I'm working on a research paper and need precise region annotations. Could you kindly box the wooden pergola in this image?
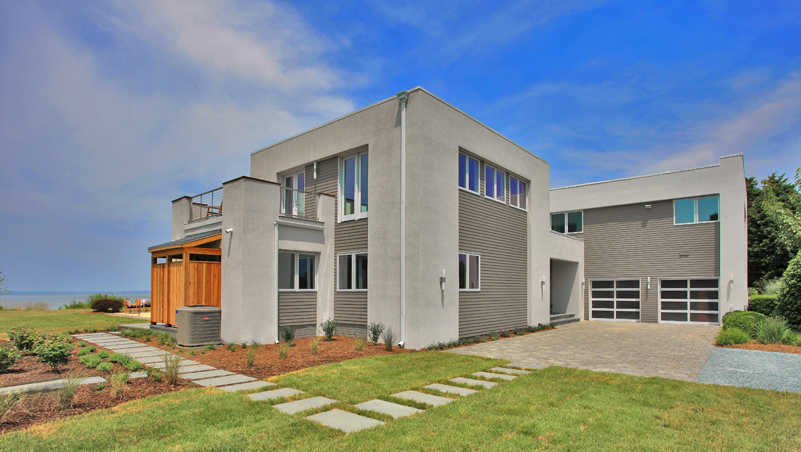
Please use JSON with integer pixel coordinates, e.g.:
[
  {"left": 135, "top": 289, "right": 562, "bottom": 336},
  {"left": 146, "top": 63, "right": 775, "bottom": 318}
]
[{"left": 149, "top": 233, "right": 222, "bottom": 327}]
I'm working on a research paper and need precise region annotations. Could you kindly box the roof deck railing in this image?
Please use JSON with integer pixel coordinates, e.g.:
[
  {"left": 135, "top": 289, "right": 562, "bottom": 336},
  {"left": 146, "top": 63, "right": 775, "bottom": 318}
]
[
  {"left": 279, "top": 186, "right": 318, "bottom": 221},
  {"left": 190, "top": 187, "right": 223, "bottom": 223}
]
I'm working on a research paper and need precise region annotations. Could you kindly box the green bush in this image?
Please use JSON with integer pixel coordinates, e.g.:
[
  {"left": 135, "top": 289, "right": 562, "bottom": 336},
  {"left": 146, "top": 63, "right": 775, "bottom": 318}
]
[
  {"left": 0, "top": 344, "right": 21, "bottom": 373},
  {"left": 59, "top": 299, "right": 90, "bottom": 310},
  {"left": 96, "top": 350, "right": 109, "bottom": 359},
  {"left": 777, "top": 253, "right": 801, "bottom": 329},
  {"left": 79, "top": 354, "right": 103, "bottom": 369},
  {"left": 715, "top": 327, "right": 750, "bottom": 346},
  {"left": 279, "top": 326, "right": 296, "bottom": 343},
  {"left": 722, "top": 311, "right": 766, "bottom": 338},
  {"left": 368, "top": 322, "right": 385, "bottom": 345},
  {"left": 320, "top": 318, "right": 338, "bottom": 340},
  {"left": 749, "top": 295, "right": 778, "bottom": 316},
  {"left": 34, "top": 337, "right": 72, "bottom": 372},
  {"left": 90, "top": 298, "right": 124, "bottom": 313},
  {"left": 125, "top": 360, "right": 142, "bottom": 372},
  {"left": 96, "top": 362, "right": 113, "bottom": 372},
  {"left": 8, "top": 326, "right": 41, "bottom": 352},
  {"left": 108, "top": 352, "right": 131, "bottom": 365},
  {"left": 756, "top": 317, "right": 790, "bottom": 344},
  {"left": 782, "top": 331, "right": 801, "bottom": 346}
]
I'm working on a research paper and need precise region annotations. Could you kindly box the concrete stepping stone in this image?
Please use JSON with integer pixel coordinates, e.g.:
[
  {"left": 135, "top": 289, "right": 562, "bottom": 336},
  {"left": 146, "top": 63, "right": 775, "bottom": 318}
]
[
  {"left": 149, "top": 359, "right": 200, "bottom": 369},
  {"left": 92, "top": 340, "right": 138, "bottom": 346},
  {"left": 136, "top": 356, "right": 165, "bottom": 364},
  {"left": 506, "top": 362, "right": 545, "bottom": 370},
  {"left": 249, "top": 388, "right": 304, "bottom": 401},
  {"left": 355, "top": 399, "right": 424, "bottom": 418},
  {"left": 125, "top": 350, "right": 165, "bottom": 358},
  {"left": 0, "top": 376, "right": 107, "bottom": 395},
  {"left": 220, "top": 381, "right": 276, "bottom": 392},
  {"left": 391, "top": 391, "right": 453, "bottom": 407},
  {"left": 176, "top": 364, "right": 215, "bottom": 373},
  {"left": 110, "top": 346, "right": 159, "bottom": 353},
  {"left": 194, "top": 374, "right": 255, "bottom": 387},
  {"left": 129, "top": 372, "right": 148, "bottom": 379},
  {"left": 490, "top": 367, "right": 531, "bottom": 375},
  {"left": 180, "top": 370, "right": 234, "bottom": 380},
  {"left": 307, "top": 409, "right": 384, "bottom": 433},
  {"left": 472, "top": 371, "right": 516, "bottom": 381},
  {"left": 423, "top": 383, "right": 477, "bottom": 396},
  {"left": 274, "top": 396, "right": 337, "bottom": 415},
  {"left": 450, "top": 377, "right": 497, "bottom": 389}
]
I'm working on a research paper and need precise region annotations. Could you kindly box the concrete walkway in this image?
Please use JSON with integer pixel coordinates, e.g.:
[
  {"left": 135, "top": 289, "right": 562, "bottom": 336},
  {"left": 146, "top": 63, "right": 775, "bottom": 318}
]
[{"left": 447, "top": 321, "right": 719, "bottom": 381}]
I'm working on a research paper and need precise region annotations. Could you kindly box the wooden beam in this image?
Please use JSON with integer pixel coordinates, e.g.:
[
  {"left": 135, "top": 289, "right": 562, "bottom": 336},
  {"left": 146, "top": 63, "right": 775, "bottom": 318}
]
[
  {"left": 186, "top": 248, "right": 222, "bottom": 256},
  {"left": 148, "top": 234, "right": 222, "bottom": 253},
  {"left": 183, "top": 249, "right": 190, "bottom": 311}
]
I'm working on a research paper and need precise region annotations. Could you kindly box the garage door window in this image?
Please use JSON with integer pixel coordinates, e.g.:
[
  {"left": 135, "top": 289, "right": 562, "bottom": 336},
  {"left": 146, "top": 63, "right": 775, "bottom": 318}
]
[
  {"left": 660, "top": 279, "right": 719, "bottom": 323},
  {"left": 590, "top": 280, "right": 640, "bottom": 321}
]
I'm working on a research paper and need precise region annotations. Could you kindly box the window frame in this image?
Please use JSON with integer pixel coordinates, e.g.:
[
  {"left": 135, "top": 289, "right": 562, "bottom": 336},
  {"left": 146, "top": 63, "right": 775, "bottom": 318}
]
[
  {"left": 278, "top": 251, "right": 317, "bottom": 292},
  {"left": 673, "top": 196, "right": 719, "bottom": 225},
  {"left": 281, "top": 169, "right": 306, "bottom": 217},
  {"left": 459, "top": 153, "right": 480, "bottom": 194},
  {"left": 551, "top": 211, "right": 583, "bottom": 234},
  {"left": 458, "top": 252, "right": 481, "bottom": 291},
  {"left": 339, "top": 151, "right": 369, "bottom": 222},
  {"left": 509, "top": 176, "right": 527, "bottom": 210},
  {"left": 337, "top": 252, "right": 368, "bottom": 292},
  {"left": 484, "top": 164, "right": 506, "bottom": 203}
]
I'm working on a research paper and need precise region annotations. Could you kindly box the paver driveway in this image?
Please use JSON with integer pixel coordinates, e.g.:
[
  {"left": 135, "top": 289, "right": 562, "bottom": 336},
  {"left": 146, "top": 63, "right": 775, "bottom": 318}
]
[{"left": 447, "top": 321, "right": 719, "bottom": 381}]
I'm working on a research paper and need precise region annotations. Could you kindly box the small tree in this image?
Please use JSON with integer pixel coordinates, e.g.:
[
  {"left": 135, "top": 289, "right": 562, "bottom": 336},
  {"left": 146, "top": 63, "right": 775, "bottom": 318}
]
[
  {"left": 777, "top": 253, "right": 801, "bottom": 329},
  {"left": 0, "top": 269, "right": 9, "bottom": 298}
]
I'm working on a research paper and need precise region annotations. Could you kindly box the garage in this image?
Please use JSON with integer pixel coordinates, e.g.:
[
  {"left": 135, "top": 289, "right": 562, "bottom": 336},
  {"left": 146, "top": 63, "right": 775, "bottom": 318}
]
[
  {"left": 590, "top": 279, "right": 641, "bottom": 321},
  {"left": 659, "top": 278, "right": 719, "bottom": 324}
]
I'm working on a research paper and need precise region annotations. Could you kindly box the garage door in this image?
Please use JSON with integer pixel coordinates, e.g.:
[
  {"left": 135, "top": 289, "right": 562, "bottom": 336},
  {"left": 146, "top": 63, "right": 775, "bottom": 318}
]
[
  {"left": 659, "top": 279, "right": 719, "bottom": 324},
  {"left": 590, "top": 280, "right": 640, "bottom": 321}
]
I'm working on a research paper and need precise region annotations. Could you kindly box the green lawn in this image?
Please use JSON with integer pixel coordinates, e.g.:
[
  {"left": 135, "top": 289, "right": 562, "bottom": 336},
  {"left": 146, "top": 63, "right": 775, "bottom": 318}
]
[
  {"left": 3, "top": 352, "right": 800, "bottom": 451},
  {"left": 0, "top": 309, "right": 148, "bottom": 337}
]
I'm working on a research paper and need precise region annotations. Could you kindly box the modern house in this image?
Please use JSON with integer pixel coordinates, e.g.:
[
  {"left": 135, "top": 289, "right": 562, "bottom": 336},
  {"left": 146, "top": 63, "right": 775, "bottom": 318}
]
[{"left": 148, "top": 87, "right": 747, "bottom": 349}]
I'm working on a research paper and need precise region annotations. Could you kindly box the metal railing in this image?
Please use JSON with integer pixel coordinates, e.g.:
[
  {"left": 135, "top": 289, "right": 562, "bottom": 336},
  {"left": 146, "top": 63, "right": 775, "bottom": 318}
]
[
  {"left": 279, "top": 186, "right": 317, "bottom": 221},
  {"left": 190, "top": 187, "right": 223, "bottom": 223}
]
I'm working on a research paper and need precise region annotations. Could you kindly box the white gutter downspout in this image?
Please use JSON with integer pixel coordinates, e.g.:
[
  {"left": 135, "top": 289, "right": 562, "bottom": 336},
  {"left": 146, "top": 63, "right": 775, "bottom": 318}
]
[
  {"left": 397, "top": 91, "right": 408, "bottom": 347},
  {"left": 274, "top": 222, "right": 280, "bottom": 344}
]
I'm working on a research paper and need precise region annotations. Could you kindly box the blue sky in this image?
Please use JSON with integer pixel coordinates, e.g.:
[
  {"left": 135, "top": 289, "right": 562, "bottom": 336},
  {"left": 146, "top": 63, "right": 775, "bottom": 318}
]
[{"left": 1, "top": 0, "right": 800, "bottom": 291}]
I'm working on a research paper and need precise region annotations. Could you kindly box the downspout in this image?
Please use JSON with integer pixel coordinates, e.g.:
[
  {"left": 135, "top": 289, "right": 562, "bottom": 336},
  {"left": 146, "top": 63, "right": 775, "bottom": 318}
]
[
  {"left": 274, "top": 222, "right": 280, "bottom": 344},
  {"left": 397, "top": 91, "right": 408, "bottom": 347}
]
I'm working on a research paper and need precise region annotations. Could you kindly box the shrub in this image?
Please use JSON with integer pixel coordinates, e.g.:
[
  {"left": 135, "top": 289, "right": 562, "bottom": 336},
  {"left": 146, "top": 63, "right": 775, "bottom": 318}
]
[
  {"left": 309, "top": 337, "right": 321, "bottom": 355},
  {"left": 8, "top": 326, "right": 41, "bottom": 352},
  {"left": 512, "top": 328, "right": 526, "bottom": 335},
  {"left": 749, "top": 295, "right": 779, "bottom": 316},
  {"left": 353, "top": 337, "right": 365, "bottom": 351},
  {"left": 57, "top": 372, "right": 82, "bottom": 409},
  {"left": 278, "top": 343, "right": 290, "bottom": 359},
  {"left": 756, "top": 317, "right": 790, "bottom": 344},
  {"left": 499, "top": 330, "right": 511, "bottom": 337},
  {"left": 782, "top": 331, "right": 801, "bottom": 346},
  {"left": 90, "top": 298, "right": 124, "bottom": 313},
  {"left": 320, "top": 318, "right": 338, "bottom": 340},
  {"left": 246, "top": 347, "right": 258, "bottom": 368},
  {"left": 35, "top": 337, "right": 72, "bottom": 372},
  {"left": 227, "top": 343, "right": 236, "bottom": 352},
  {"left": 722, "top": 311, "right": 766, "bottom": 338},
  {"left": 108, "top": 352, "right": 131, "bottom": 365},
  {"left": 59, "top": 299, "right": 90, "bottom": 310},
  {"left": 125, "top": 360, "right": 142, "bottom": 372},
  {"left": 777, "top": 253, "right": 801, "bottom": 329},
  {"left": 715, "top": 327, "right": 750, "bottom": 346},
  {"left": 109, "top": 372, "right": 129, "bottom": 398},
  {"left": 0, "top": 344, "right": 21, "bottom": 373},
  {"left": 96, "top": 350, "right": 109, "bottom": 359},
  {"left": 280, "top": 326, "right": 296, "bottom": 343},
  {"left": 96, "top": 362, "right": 113, "bottom": 372},
  {"left": 163, "top": 353, "right": 182, "bottom": 386},
  {"left": 206, "top": 342, "right": 216, "bottom": 350},
  {"left": 381, "top": 328, "right": 396, "bottom": 351},
  {"left": 156, "top": 332, "right": 175, "bottom": 346},
  {"left": 762, "top": 278, "right": 785, "bottom": 295},
  {"left": 80, "top": 354, "right": 103, "bottom": 369},
  {"left": 368, "top": 322, "right": 385, "bottom": 345},
  {"left": 489, "top": 332, "right": 500, "bottom": 341}
]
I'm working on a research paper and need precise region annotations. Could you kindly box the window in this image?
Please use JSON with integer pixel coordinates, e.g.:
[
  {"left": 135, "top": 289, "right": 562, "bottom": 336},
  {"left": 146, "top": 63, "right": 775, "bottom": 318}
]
[
  {"left": 509, "top": 176, "right": 526, "bottom": 209},
  {"left": 340, "top": 152, "right": 368, "bottom": 221},
  {"left": 278, "top": 252, "right": 316, "bottom": 290},
  {"left": 281, "top": 170, "right": 305, "bottom": 217},
  {"left": 338, "top": 253, "right": 367, "bottom": 291},
  {"left": 484, "top": 164, "right": 505, "bottom": 202},
  {"left": 674, "top": 196, "right": 719, "bottom": 224},
  {"left": 551, "top": 211, "right": 583, "bottom": 233},
  {"left": 459, "top": 154, "right": 479, "bottom": 193},
  {"left": 458, "top": 253, "right": 480, "bottom": 290}
]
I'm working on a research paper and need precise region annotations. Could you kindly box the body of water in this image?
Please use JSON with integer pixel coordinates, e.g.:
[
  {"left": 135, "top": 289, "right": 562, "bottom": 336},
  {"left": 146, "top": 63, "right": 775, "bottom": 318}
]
[{"left": 0, "top": 292, "right": 151, "bottom": 310}]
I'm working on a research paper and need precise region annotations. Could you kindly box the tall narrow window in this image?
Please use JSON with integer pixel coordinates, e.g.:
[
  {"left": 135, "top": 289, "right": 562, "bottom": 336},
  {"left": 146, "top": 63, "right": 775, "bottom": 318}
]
[
  {"left": 485, "top": 164, "right": 505, "bottom": 202},
  {"left": 338, "top": 252, "right": 367, "bottom": 290},
  {"left": 459, "top": 153, "right": 479, "bottom": 193},
  {"left": 298, "top": 254, "right": 315, "bottom": 290},
  {"left": 281, "top": 170, "right": 305, "bottom": 217},
  {"left": 510, "top": 177, "right": 526, "bottom": 209},
  {"left": 458, "top": 253, "right": 480, "bottom": 291},
  {"left": 279, "top": 252, "right": 316, "bottom": 291},
  {"left": 278, "top": 252, "right": 295, "bottom": 289},
  {"left": 340, "top": 152, "right": 368, "bottom": 221}
]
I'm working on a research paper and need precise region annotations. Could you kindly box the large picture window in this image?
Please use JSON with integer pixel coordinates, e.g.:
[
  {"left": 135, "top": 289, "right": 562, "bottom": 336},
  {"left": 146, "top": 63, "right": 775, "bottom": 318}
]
[
  {"left": 510, "top": 177, "right": 526, "bottom": 210},
  {"left": 278, "top": 252, "right": 316, "bottom": 290},
  {"left": 551, "top": 211, "right": 583, "bottom": 233},
  {"left": 484, "top": 164, "right": 505, "bottom": 202},
  {"left": 458, "top": 253, "right": 480, "bottom": 291},
  {"left": 674, "top": 196, "right": 719, "bottom": 224},
  {"left": 338, "top": 253, "right": 367, "bottom": 291},
  {"left": 459, "top": 154, "right": 479, "bottom": 193},
  {"left": 340, "top": 152, "right": 368, "bottom": 221}
]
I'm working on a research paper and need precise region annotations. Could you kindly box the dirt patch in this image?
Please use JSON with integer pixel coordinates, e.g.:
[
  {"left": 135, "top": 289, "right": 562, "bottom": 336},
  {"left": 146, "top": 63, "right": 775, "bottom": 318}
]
[
  {"left": 721, "top": 341, "right": 801, "bottom": 355},
  {"left": 129, "top": 335, "right": 416, "bottom": 379}
]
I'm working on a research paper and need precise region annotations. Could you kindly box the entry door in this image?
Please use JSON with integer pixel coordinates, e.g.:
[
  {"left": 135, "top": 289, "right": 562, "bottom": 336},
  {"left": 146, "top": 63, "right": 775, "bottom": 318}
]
[
  {"left": 590, "top": 279, "right": 641, "bottom": 321},
  {"left": 659, "top": 279, "right": 719, "bottom": 324}
]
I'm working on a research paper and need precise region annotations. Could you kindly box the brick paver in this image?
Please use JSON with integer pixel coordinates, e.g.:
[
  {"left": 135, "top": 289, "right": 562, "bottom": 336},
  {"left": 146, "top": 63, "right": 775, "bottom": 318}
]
[{"left": 447, "top": 321, "right": 718, "bottom": 381}]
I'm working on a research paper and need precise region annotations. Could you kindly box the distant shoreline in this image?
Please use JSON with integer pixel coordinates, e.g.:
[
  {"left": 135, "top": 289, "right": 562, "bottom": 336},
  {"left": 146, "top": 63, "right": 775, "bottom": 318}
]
[{"left": 1, "top": 291, "right": 152, "bottom": 310}]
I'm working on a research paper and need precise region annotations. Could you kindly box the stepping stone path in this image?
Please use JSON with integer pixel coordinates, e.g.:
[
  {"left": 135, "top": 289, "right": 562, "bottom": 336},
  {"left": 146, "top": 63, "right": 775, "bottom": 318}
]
[
  {"left": 73, "top": 333, "right": 272, "bottom": 393},
  {"left": 307, "top": 409, "right": 384, "bottom": 433},
  {"left": 391, "top": 390, "right": 453, "bottom": 406},
  {"left": 0, "top": 376, "right": 107, "bottom": 395},
  {"left": 449, "top": 377, "right": 498, "bottom": 388},
  {"left": 423, "top": 383, "right": 477, "bottom": 396},
  {"left": 355, "top": 399, "right": 424, "bottom": 418},
  {"left": 274, "top": 396, "right": 337, "bottom": 415},
  {"left": 249, "top": 388, "right": 304, "bottom": 401},
  {"left": 471, "top": 371, "right": 516, "bottom": 381},
  {"left": 490, "top": 367, "right": 531, "bottom": 375}
]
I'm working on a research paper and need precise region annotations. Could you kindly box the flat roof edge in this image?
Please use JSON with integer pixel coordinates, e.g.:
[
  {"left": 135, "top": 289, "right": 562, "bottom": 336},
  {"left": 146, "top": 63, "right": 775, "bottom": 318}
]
[{"left": 550, "top": 162, "right": 728, "bottom": 192}]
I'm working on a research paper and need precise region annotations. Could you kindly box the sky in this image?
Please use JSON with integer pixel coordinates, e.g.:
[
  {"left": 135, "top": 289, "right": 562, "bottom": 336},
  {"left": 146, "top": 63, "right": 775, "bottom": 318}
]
[{"left": 1, "top": 0, "right": 800, "bottom": 291}]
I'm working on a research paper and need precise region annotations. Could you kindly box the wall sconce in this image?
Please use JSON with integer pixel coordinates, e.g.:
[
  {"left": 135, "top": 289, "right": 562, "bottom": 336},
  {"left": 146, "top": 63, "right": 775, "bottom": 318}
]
[
  {"left": 645, "top": 204, "right": 652, "bottom": 209},
  {"left": 730, "top": 274, "right": 734, "bottom": 283},
  {"left": 541, "top": 275, "right": 546, "bottom": 285},
  {"left": 313, "top": 162, "right": 318, "bottom": 179},
  {"left": 225, "top": 228, "right": 233, "bottom": 234},
  {"left": 647, "top": 276, "right": 651, "bottom": 289},
  {"left": 440, "top": 269, "right": 446, "bottom": 291}
]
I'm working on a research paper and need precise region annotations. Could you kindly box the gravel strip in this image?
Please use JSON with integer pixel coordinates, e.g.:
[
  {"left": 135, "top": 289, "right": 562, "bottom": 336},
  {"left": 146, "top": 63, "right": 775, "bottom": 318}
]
[{"left": 697, "top": 347, "right": 801, "bottom": 393}]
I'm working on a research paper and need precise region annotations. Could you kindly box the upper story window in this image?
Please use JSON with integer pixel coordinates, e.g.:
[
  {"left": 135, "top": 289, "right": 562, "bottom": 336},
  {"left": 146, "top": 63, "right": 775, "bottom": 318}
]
[
  {"left": 281, "top": 170, "right": 305, "bottom": 217},
  {"left": 340, "top": 152, "right": 368, "bottom": 221},
  {"left": 459, "top": 154, "right": 479, "bottom": 193},
  {"left": 674, "top": 196, "right": 719, "bottom": 224},
  {"left": 338, "top": 252, "right": 367, "bottom": 291},
  {"left": 551, "top": 211, "right": 583, "bottom": 233},
  {"left": 484, "top": 165, "right": 506, "bottom": 202},
  {"left": 278, "top": 252, "right": 316, "bottom": 291},
  {"left": 459, "top": 253, "right": 480, "bottom": 291},
  {"left": 510, "top": 177, "right": 527, "bottom": 210}
]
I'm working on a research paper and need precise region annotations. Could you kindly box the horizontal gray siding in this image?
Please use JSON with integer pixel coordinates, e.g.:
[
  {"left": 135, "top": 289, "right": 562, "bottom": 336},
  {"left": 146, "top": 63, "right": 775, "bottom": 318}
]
[
  {"left": 459, "top": 188, "right": 528, "bottom": 338},
  {"left": 579, "top": 200, "right": 720, "bottom": 323},
  {"left": 278, "top": 292, "right": 317, "bottom": 326},
  {"left": 334, "top": 219, "right": 368, "bottom": 325}
]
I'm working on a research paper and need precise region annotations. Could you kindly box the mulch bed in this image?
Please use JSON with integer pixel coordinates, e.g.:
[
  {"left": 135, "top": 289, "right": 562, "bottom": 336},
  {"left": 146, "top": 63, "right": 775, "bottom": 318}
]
[
  {"left": 721, "top": 341, "right": 801, "bottom": 355},
  {"left": 131, "top": 335, "right": 417, "bottom": 379}
]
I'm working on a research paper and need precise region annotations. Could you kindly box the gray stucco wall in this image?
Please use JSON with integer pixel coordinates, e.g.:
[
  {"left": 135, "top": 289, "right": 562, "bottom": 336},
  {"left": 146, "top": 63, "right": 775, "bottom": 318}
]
[{"left": 171, "top": 197, "right": 191, "bottom": 241}]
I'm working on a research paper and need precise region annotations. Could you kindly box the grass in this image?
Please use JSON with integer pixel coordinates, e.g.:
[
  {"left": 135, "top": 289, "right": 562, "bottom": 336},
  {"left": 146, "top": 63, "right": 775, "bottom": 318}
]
[
  {"left": 2, "top": 353, "right": 800, "bottom": 451},
  {"left": 0, "top": 309, "right": 148, "bottom": 339}
]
